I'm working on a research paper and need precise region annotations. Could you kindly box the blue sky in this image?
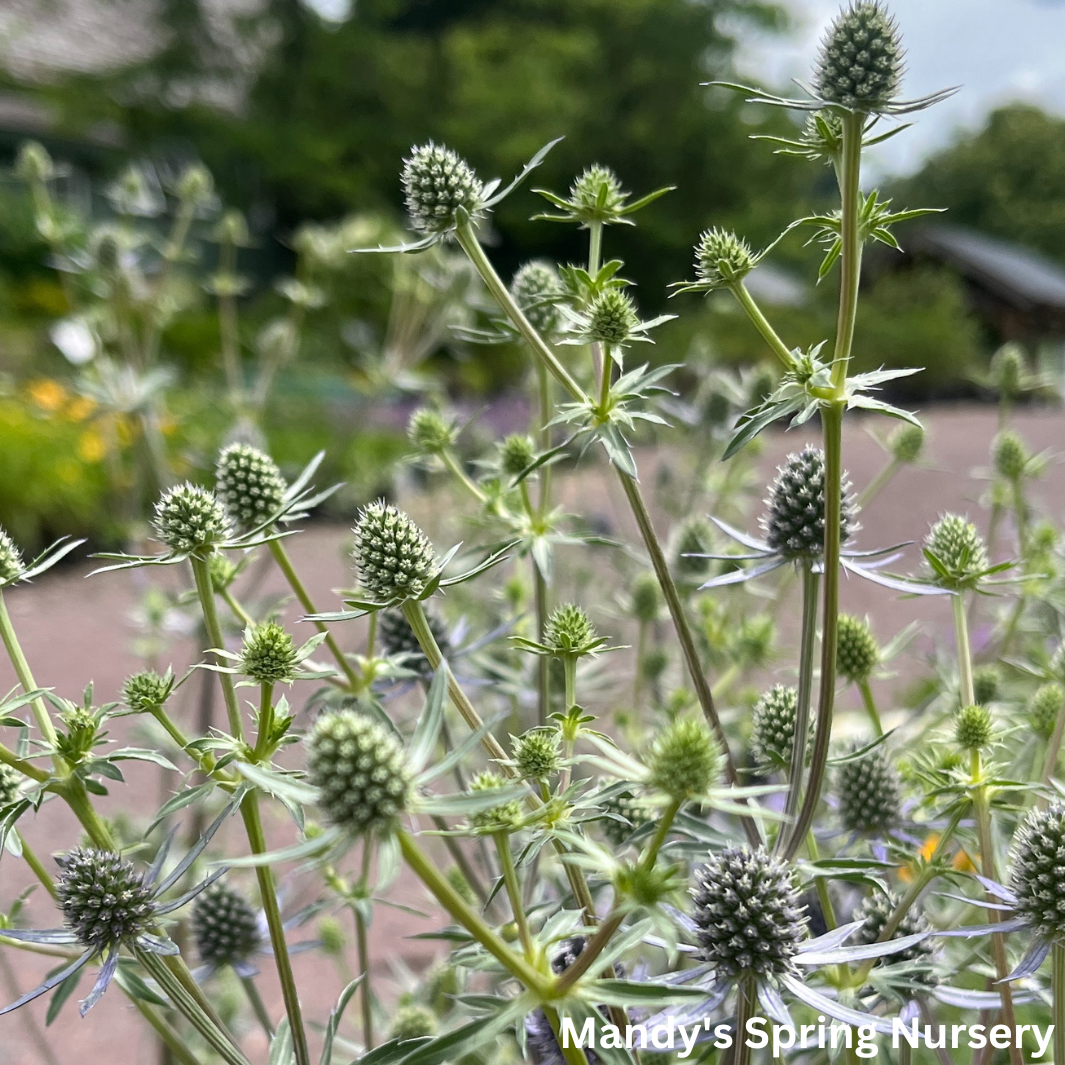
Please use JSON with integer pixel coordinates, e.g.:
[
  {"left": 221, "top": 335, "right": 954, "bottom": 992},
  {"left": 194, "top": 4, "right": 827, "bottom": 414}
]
[{"left": 734, "top": 0, "right": 1065, "bottom": 178}]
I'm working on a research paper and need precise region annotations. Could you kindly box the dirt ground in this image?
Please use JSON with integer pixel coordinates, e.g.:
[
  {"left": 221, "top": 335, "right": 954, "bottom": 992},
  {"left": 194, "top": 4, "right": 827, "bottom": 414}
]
[{"left": 0, "top": 403, "right": 1062, "bottom": 1063}]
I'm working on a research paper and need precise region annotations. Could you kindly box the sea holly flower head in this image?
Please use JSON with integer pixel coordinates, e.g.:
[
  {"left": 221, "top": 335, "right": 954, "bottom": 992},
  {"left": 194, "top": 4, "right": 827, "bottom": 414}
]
[
  {"left": 953, "top": 704, "right": 993, "bottom": 753},
  {"left": 813, "top": 1, "right": 904, "bottom": 112},
  {"left": 510, "top": 260, "right": 566, "bottom": 336},
  {"left": 854, "top": 890, "right": 937, "bottom": 985},
  {"left": 1029, "top": 683, "right": 1065, "bottom": 739},
  {"left": 647, "top": 717, "right": 722, "bottom": 802},
  {"left": 923, "top": 513, "right": 1008, "bottom": 592},
  {"left": 121, "top": 669, "right": 176, "bottom": 714},
  {"left": 407, "top": 407, "right": 456, "bottom": 456},
  {"left": 352, "top": 501, "right": 438, "bottom": 603},
  {"left": 192, "top": 882, "right": 264, "bottom": 974},
  {"left": 466, "top": 771, "right": 524, "bottom": 835},
  {"left": 514, "top": 603, "right": 611, "bottom": 660},
  {"left": 0, "top": 529, "right": 24, "bottom": 584},
  {"left": 751, "top": 685, "right": 812, "bottom": 769},
  {"left": 215, "top": 443, "right": 288, "bottom": 533},
  {"left": 836, "top": 613, "right": 880, "bottom": 684},
  {"left": 837, "top": 743, "right": 902, "bottom": 834},
  {"left": 153, "top": 483, "right": 232, "bottom": 556},
  {"left": 533, "top": 163, "right": 673, "bottom": 229},
  {"left": 509, "top": 729, "right": 562, "bottom": 781}
]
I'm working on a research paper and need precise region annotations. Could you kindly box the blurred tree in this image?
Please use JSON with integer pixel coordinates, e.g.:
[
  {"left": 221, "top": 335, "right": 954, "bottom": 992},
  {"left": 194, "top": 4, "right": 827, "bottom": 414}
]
[
  {"left": 898, "top": 104, "right": 1065, "bottom": 267},
  {"left": 21, "top": 0, "right": 817, "bottom": 304}
]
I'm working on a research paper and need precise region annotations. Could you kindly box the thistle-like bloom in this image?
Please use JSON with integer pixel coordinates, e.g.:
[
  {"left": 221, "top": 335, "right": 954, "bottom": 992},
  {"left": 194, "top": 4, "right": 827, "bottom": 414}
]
[
  {"left": 954, "top": 704, "right": 993, "bottom": 753},
  {"left": 559, "top": 287, "right": 672, "bottom": 351},
  {"left": 498, "top": 433, "right": 536, "bottom": 480},
  {"left": 813, "top": 1, "right": 904, "bottom": 112},
  {"left": 889, "top": 422, "right": 925, "bottom": 464},
  {"left": 402, "top": 143, "right": 485, "bottom": 235},
  {"left": 306, "top": 710, "right": 413, "bottom": 836},
  {"left": 691, "top": 846, "right": 808, "bottom": 979},
  {"left": 378, "top": 607, "right": 451, "bottom": 676},
  {"left": 121, "top": 669, "right": 176, "bottom": 714},
  {"left": 407, "top": 408, "right": 455, "bottom": 456},
  {"left": 647, "top": 718, "right": 722, "bottom": 802},
  {"left": 674, "top": 228, "right": 760, "bottom": 295},
  {"left": 239, "top": 621, "right": 299, "bottom": 685},
  {"left": 510, "top": 729, "right": 562, "bottom": 781},
  {"left": 600, "top": 789, "right": 652, "bottom": 846},
  {"left": 972, "top": 665, "right": 1000, "bottom": 706},
  {"left": 511, "top": 260, "right": 566, "bottom": 336},
  {"left": 854, "top": 891, "right": 937, "bottom": 985},
  {"left": 466, "top": 771, "right": 524, "bottom": 834},
  {"left": 533, "top": 163, "right": 673, "bottom": 229},
  {"left": 836, "top": 614, "right": 879, "bottom": 685},
  {"left": 0, "top": 528, "right": 24, "bottom": 583},
  {"left": 837, "top": 744, "right": 902, "bottom": 834},
  {"left": 923, "top": 513, "right": 999, "bottom": 592},
  {"left": 351, "top": 501, "right": 438, "bottom": 603},
  {"left": 514, "top": 603, "right": 610, "bottom": 659},
  {"left": 152, "top": 483, "right": 232, "bottom": 556},
  {"left": 1009, "top": 804, "right": 1065, "bottom": 945},
  {"left": 1029, "top": 683, "right": 1065, "bottom": 739},
  {"left": 751, "top": 685, "right": 809, "bottom": 769},
  {"left": 764, "top": 447, "right": 856, "bottom": 558},
  {"left": 215, "top": 444, "right": 287, "bottom": 533},
  {"left": 0, "top": 763, "right": 23, "bottom": 808},
  {"left": 390, "top": 1005, "right": 437, "bottom": 1042},
  {"left": 629, "top": 571, "right": 661, "bottom": 624},
  {"left": 191, "top": 882, "right": 264, "bottom": 976},
  {"left": 0, "top": 524, "right": 82, "bottom": 589},
  {"left": 991, "top": 430, "right": 1030, "bottom": 482}
]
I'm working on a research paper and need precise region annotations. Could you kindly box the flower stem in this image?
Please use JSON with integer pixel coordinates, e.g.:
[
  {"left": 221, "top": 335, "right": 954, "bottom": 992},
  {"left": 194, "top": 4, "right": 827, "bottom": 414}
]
[
  {"left": 857, "top": 679, "right": 883, "bottom": 736},
  {"left": 239, "top": 975, "right": 274, "bottom": 1039},
  {"left": 543, "top": 1005, "right": 592, "bottom": 1065},
  {"left": 397, "top": 829, "right": 550, "bottom": 995},
  {"left": 0, "top": 588, "right": 59, "bottom": 757},
  {"left": 731, "top": 975, "right": 756, "bottom": 1065},
  {"left": 951, "top": 593, "right": 975, "bottom": 708},
  {"left": 17, "top": 835, "right": 57, "bottom": 900},
  {"left": 352, "top": 903, "right": 373, "bottom": 1049},
  {"left": 441, "top": 448, "right": 488, "bottom": 504},
  {"left": 190, "top": 556, "right": 244, "bottom": 740},
  {"left": 728, "top": 281, "right": 796, "bottom": 370},
  {"left": 534, "top": 568, "right": 551, "bottom": 726},
  {"left": 615, "top": 470, "right": 756, "bottom": 844},
  {"left": 856, "top": 457, "right": 900, "bottom": 510},
  {"left": 785, "top": 404, "right": 843, "bottom": 861},
  {"left": 496, "top": 832, "right": 533, "bottom": 958},
  {"left": 253, "top": 682, "right": 274, "bottom": 761},
  {"left": 830, "top": 113, "right": 865, "bottom": 393},
  {"left": 780, "top": 565, "right": 819, "bottom": 850},
  {"left": 239, "top": 792, "right": 310, "bottom": 1065},
  {"left": 1054, "top": 944, "right": 1065, "bottom": 1065},
  {"left": 267, "top": 539, "right": 361, "bottom": 690}
]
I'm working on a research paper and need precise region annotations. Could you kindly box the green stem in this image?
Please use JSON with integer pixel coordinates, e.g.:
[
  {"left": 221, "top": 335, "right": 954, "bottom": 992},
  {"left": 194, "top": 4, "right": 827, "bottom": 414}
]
[
  {"left": 780, "top": 566, "right": 819, "bottom": 849},
  {"left": 830, "top": 113, "right": 865, "bottom": 393},
  {"left": 130, "top": 994, "right": 206, "bottom": 1065},
  {"left": 729, "top": 281, "right": 796, "bottom": 370},
  {"left": 784, "top": 404, "right": 843, "bottom": 860},
  {"left": 18, "top": 836, "right": 57, "bottom": 899},
  {"left": 856, "top": 457, "right": 900, "bottom": 510},
  {"left": 441, "top": 448, "right": 488, "bottom": 504},
  {"left": 643, "top": 797, "right": 681, "bottom": 870},
  {"left": 239, "top": 975, "right": 274, "bottom": 1039},
  {"left": 397, "top": 829, "right": 549, "bottom": 995},
  {"left": 731, "top": 976, "right": 756, "bottom": 1065},
  {"left": 455, "top": 224, "right": 585, "bottom": 402},
  {"left": 543, "top": 1005, "right": 592, "bottom": 1065},
  {"left": 221, "top": 587, "right": 255, "bottom": 628},
  {"left": 136, "top": 948, "right": 252, "bottom": 1065},
  {"left": 190, "top": 556, "right": 244, "bottom": 739},
  {"left": 588, "top": 222, "right": 603, "bottom": 278},
  {"left": 0, "top": 742, "right": 48, "bottom": 783},
  {"left": 0, "top": 588, "right": 59, "bottom": 754},
  {"left": 858, "top": 678, "right": 883, "bottom": 736},
  {"left": 253, "top": 682, "right": 274, "bottom": 761},
  {"left": 615, "top": 471, "right": 754, "bottom": 841},
  {"left": 353, "top": 903, "right": 373, "bottom": 1049},
  {"left": 1054, "top": 944, "right": 1065, "bottom": 1065},
  {"left": 535, "top": 565, "right": 551, "bottom": 726},
  {"left": 268, "top": 539, "right": 361, "bottom": 690},
  {"left": 240, "top": 792, "right": 311, "bottom": 1065},
  {"left": 952, "top": 594, "right": 975, "bottom": 708},
  {"left": 496, "top": 832, "right": 533, "bottom": 958}
]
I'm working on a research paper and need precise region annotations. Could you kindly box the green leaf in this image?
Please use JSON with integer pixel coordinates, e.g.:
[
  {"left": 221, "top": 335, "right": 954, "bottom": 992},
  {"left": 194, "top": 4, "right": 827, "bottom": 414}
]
[
  {"left": 269, "top": 1018, "right": 295, "bottom": 1065},
  {"left": 234, "top": 761, "right": 318, "bottom": 805},
  {"left": 110, "top": 748, "right": 179, "bottom": 771},
  {"left": 45, "top": 964, "right": 84, "bottom": 1025},
  {"left": 407, "top": 665, "right": 448, "bottom": 775}
]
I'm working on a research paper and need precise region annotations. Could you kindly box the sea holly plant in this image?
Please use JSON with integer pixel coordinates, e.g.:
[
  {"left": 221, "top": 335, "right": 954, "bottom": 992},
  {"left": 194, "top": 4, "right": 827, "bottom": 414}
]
[{"left": 8, "top": 5, "right": 1065, "bottom": 1065}]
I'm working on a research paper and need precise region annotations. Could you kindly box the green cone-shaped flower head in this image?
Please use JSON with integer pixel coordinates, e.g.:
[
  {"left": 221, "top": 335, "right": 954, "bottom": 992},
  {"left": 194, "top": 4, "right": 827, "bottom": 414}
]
[
  {"left": 512, "top": 729, "right": 562, "bottom": 781},
  {"left": 836, "top": 614, "right": 879, "bottom": 684},
  {"left": 837, "top": 744, "right": 901, "bottom": 833},
  {"left": 152, "top": 483, "right": 232, "bottom": 555},
  {"left": 499, "top": 434, "right": 536, "bottom": 480},
  {"left": 630, "top": 572, "right": 661, "bottom": 624},
  {"left": 511, "top": 260, "right": 565, "bottom": 336},
  {"left": 854, "top": 890, "right": 937, "bottom": 983},
  {"left": 352, "top": 501, "right": 437, "bottom": 602},
  {"left": 972, "top": 664, "right": 1000, "bottom": 706},
  {"left": 992, "top": 430, "right": 1029, "bottom": 481},
  {"left": 216, "top": 444, "right": 287, "bottom": 533},
  {"left": 672, "top": 516, "right": 713, "bottom": 585},
  {"left": 601, "top": 789, "right": 653, "bottom": 846},
  {"left": 57, "top": 849, "right": 155, "bottom": 949},
  {"left": 122, "top": 670, "right": 172, "bottom": 714},
  {"left": 888, "top": 422, "right": 924, "bottom": 464},
  {"left": 691, "top": 846, "right": 807, "bottom": 978},
  {"left": 1029, "top": 683, "right": 1065, "bottom": 739},
  {"left": 991, "top": 343, "right": 1026, "bottom": 398},
  {"left": 543, "top": 603, "right": 599, "bottom": 656},
  {"left": 762, "top": 447, "right": 856, "bottom": 559},
  {"left": 814, "top": 2, "right": 904, "bottom": 111},
  {"left": 0, "top": 763, "right": 22, "bottom": 808},
  {"left": 1010, "top": 803, "right": 1065, "bottom": 942},
  {"left": 924, "top": 514, "right": 989, "bottom": 591},
  {"left": 954, "top": 704, "right": 993, "bottom": 752},
  {"left": 402, "top": 143, "right": 484, "bottom": 235},
  {"left": 751, "top": 685, "right": 811, "bottom": 769},
  {"left": 648, "top": 717, "right": 722, "bottom": 800},
  {"left": 390, "top": 1005, "right": 437, "bottom": 1042},
  {"left": 192, "top": 882, "right": 263, "bottom": 969},
  {"left": 378, "top": 607, "right": 450, "bottom": 673},
  {"left": 240, "top": 621, "right": 298, "bottom": 684},
  {"left": 586, "top": 288, "right": 639, "bottom": 346},
  {"left": 0, "top": 527, "right": 24, "bottom": 583},
  {"left": 467, "top": 771, "right": 523, "bottom": 834},
  {"left": 694, "top": 228, "right": 755, "bottom": 288},
  {"left": 571, "top": 164, "right": 625, "bottom": 218},
  {"left": 407, "top": 408, "right": 453, "bottom": 455},
  {"left": 307, "top": 711, "right": 413, "bottom": 835}
]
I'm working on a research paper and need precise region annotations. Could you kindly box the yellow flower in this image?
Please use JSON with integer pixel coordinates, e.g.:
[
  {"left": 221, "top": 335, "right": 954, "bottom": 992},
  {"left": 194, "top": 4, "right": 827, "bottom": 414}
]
[
  {"left": 65, "top": 396, "right": 96, "bottom": 423},
  {"left": 28, "top": 378, "right": 67, "bottom": 412},
  {"left": 77, "top": 430, "right": 106, "bottom": 463}
]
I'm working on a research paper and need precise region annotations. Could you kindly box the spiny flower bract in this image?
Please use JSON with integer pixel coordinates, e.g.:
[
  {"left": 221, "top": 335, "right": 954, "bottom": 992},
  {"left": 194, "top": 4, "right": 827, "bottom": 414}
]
[
  {"left": 1010, "top": 803, "right": 1065, "bottom": 943},
  {"left": 694, "top": 228, "right": 755, "bottom": 289},
  {"left": 402, "top": 143, "right": 484, "bottom": 235},
  {"left": 837, "top": 744, "right": 902, "bottom": 834},
  {"left": 152, "top": 483, "right": 232, "bottom": 555},
  {"left": 215, "top": 444, "right": 287, "bottom": 532},
  {"left": 543, "top": 603, "right": 599, "bottom": 657},
  {"left": 0, "top": 528, "right": 24, "bottom": 583},
  {"left": 690, "top": 846, "right": 807, "bottom": 979},
  {"left": 813, "top": 1, "right": 904, "bottom": 112},
  {"left": 306, "top": 710, "right": 412, "bottom": 835},
  {"left": 57, "top": 849, "right": 155, "bottom": 950},
  {"left": 352, "top": 501, "right": 437, "bottom": 602},
  {"left": 192, "top": 882, "right": 263, "bottom": 970},
  {"left": 762, "top": 446, "right": 856, "bottom": 559},
  {"left": 586, "top": 289, "right": 639, "bottom": 347},
  {"left": 122, "top": 670, "right": 172, "bottom": 713}
]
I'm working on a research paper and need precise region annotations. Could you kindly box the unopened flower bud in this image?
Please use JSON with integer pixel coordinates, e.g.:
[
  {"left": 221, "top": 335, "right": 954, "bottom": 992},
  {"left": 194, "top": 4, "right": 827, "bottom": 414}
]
[
  {"left": 512, "top": 729, "right": 561, "bottom": 781},
  {"left": 586, "top": 289, "right": 638, "bottom": 346},
  {"left": 972, "top": 665, "right": 1000, "bottom": 705},
  {"left": 0, "top": 528, "right": 25, "bottom": 583},
  {"left": 401, "top": 143, "right": 484, "bottom": 234},
  {"left": 511, "top": 260, "right": 565, "bottom": 336},
  {"left": 924, "top": 514, "right": 989, "bottom": 591},
  {"left": 240, "top": 621, "right": 298, "bottom": 684},
  {"left": 351, "top": 501, "right": 437, "bottom": 602},
  {"left": 992, "top": 430, "right": 1029, "bottom": 481},
  {"left": 889, "top": 422, "right": 924, "bottom": 464},
  {"left": 153, "top": 483, "right": 231, "bottom": 555},
  {"left": 954, "top": 704, "right": 993, "bottom": 752},
  {"left": 467, "top": 771, "right": 522, "bottom": 834},
  {"left": 215, "top": 444, "right": 287, "bottom": 532},
  {"left": 751, "top": 685, "right": 811, "bottom": 769},
  {"left": 122, "top": 670, "right": 172, "bottom": 713},
  {"left": 407, "top": 408, "right": 453, "bottom": 455},
  {"left": 647, "top": 717, "right": 722, "bottom": 801},
  {"left": 390, "top": 1006, "right": 437, "bottom": 1042},
  {"left": 1029, "top": 683, "right": 1065, "bottom": 739},
  {"left": 543, "top": 603, "right": 598, "bottom": 657},
  {"left": 192, "top": 882, "right": 262, "bottom": 969},
  {"left": 499, "top": 434, "right": 536, "bottom": 480},
  {"left": 630, "top": 572, "right": 661, "bottom": 624},
  {"left": 814, "top": 1, "right": 904, "bottom": 112},
  {"left": 837, "top": 744, "right": 901, "bottom": 834},
  {"left": 836, "top": 614, "right": 879, "bottom": 684},
  {"left": 694, "top": 228, "right": 755, "bottom": 288}
]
